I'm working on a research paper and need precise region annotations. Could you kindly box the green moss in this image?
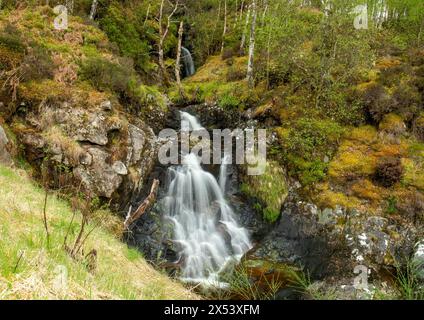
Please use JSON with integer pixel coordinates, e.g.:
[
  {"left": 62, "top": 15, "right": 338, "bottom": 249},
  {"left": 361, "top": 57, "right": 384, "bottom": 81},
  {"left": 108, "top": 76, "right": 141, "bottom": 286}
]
[
  {"left": 379, "top": 113, "right": 405, "bottom": 133},
  {"left": 329, "top": 147, "right": 375, "bottom": 181},
  {"left": 402, "top": 158, "right": 424, "bottom": 191},
  {"left": 241, "top": 161, "right": 288, "bottom": 223},
  {"left": 287, "top": 155, "right": 327, "bottom": 186}
]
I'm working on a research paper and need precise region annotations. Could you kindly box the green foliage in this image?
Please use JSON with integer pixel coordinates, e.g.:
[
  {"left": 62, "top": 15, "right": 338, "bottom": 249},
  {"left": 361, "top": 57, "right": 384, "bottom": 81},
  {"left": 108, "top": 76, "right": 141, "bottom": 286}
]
[
  {"left": 79, "top": 56, "right": 133, "bottom": 94},
  {"left": 287, "top": 156, "right": 328, "bottom": 186},
  {"left": 386, "top": 196, "right": 398, "bottom": 214},
  {"left": 285, "top": 118, "right": 345, "bottom": 160},
  {"left": 21, "top": 45, "right": 55, "bottom": 82},
  {"left": 241, "top": 161, "right": 288, "bottom": 223},
  {"left": 220, "top": 263, "right": 283, "bottom": 300},
  {"left": 126, "top": 79, "right": 167, "bottom": 111},
  {"left": 279, "top": 118, "right": 344, "bottom": 186},
  {"left": 394, "top": 259, "right": 424, "bottom": 300},
  {"left": 0, "top": 27, "right": 25, "bottom": 53},
  {"left": 100, "top": 2, "right": 151, "bottom": 72},
  {"left": 218, "top": 93, "right": 241, "bottom": 109}
]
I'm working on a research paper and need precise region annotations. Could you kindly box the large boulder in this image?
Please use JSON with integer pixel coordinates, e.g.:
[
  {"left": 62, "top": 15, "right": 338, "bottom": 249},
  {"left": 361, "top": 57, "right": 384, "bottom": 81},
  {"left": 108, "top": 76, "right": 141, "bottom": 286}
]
[
  {"left": 248, "top": 191, "right": 419, "bottom": 284},
  {"left": 413, "top": 240, "right": 424, "bottom": 281},
  {"left": 17, "top": 100, "right": 158, "bottom": 207}
]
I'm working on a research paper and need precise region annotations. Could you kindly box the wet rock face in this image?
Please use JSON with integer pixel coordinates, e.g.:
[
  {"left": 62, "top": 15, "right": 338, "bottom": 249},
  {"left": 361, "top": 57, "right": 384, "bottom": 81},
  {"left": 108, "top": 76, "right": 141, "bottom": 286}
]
[
  {"left": 0, "top": 124, "right": 13, "bottom": 166},
  {"left": 248, "top": 192, "right": 347, "bottom": 279},
  {"left": 413, "top": 240, "right": 424, "bottom": 281},
  {"left": 16, "top": 101, "right": 158, "bottom": 207},
  {"left": 248, "top": 191, "right": 421, "bottom": 282}
]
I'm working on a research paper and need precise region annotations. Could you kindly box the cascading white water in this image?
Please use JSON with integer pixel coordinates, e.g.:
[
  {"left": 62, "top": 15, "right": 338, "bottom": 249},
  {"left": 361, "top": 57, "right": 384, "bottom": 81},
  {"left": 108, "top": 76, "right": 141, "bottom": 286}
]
[
  {"left": 180, "top": 111, "right": 203, "bottom": 131},
  {"left": 161, "top": 112, "right": 251, "bottom": 287},
  {"left": 181, "top": 47, "right": 195, "bottom": 77},
  {"left": 219, "top": 154, "right": 230, "bottom": 193}
]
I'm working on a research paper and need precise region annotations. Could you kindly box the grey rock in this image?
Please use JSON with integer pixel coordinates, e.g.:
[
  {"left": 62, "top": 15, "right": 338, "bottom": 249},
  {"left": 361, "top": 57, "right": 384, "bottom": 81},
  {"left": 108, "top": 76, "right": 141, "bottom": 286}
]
[
  {"left": 413, "top": 240, "right": 424, "bottom": 281},
  {"left": 112, "top": 161, "right": 128, "bottom": 175},
  {"left": 73, "top": 147, "right": 123, "bottom": 198},
  {"left": 79, "top": 152, "right": 92, "bottom": 166},
  {"left": 100, "top": 100, "right": 112, "bottom": 111},
  {"left": 0, "top": 125, "right": 13, "bottom": 165}
]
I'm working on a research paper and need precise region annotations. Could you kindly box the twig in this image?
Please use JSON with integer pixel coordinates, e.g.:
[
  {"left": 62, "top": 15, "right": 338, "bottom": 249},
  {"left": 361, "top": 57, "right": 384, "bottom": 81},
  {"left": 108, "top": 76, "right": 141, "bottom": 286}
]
[
  {"left": 13, "top": 251, "right": 24, "bottom": 273},
  {"left": 124, "top": 179, "right": 160, "bottom": 229},
  {"left": 42, "top": 189, "right": 50, "bottom": 247}
]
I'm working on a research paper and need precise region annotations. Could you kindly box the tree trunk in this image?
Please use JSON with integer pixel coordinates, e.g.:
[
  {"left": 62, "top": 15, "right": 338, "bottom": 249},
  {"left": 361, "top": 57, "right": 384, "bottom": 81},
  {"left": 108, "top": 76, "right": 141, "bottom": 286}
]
[
  {"left": 234, "top": 0, "right": 239, "bottom": 29},
  {"left": 221, "top": 0, "right": 227, "bottom": 55},
  {"left": 247, "top": 0, "right": 257, "bottom": 88},
  {"left": 265, "top": 29, "right": 272, "bottom": 90},
  {"left": 175, "top": 21, "right": 184, "bottom": 88},
  {"left": 89, "top": 0, "right": 98, "bottom": 20},
  {"left": 124, "top": 180, "right": 160, "bottom": 229},
  {"left": 158, "top": 0, "right": 179, "bottom": 86},
  {"left": 240, "top": 4, "right": 251, "bottom": 54}
]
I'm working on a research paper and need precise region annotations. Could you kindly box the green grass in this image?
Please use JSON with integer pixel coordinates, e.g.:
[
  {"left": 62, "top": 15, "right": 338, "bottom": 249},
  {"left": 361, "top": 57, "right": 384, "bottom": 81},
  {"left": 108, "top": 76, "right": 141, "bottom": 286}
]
[{"left": 0, "top": 165, "right": 197, "bottom": 300}]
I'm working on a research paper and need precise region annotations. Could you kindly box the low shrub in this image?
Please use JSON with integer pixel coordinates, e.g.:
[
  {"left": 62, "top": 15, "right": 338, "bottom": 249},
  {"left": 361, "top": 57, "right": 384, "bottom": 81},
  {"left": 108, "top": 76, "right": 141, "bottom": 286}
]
[
  {"left": 287, "top": 155, "right": 327, "bottom": 186},
  {"left": 391, "top": 84, "right": 421, "bottom": 121},
  {"left": 218, "top": 93, "right": 242, "bottom": 109},
  {"left": 412, "top": 113, "right": 424, "bottom": 141},
  {"left": 226, "top": 65, "right": 245, "bottom": 82},
  {"left": 79, "top": 56, "right": 133, "bottom": 94},
  {"left": 396, "top": 191, "right": 424, "bottom": 222},
  {"left": 221, "top": 48, "right": 235, "bottom": 60},
  {"left": 21, "top": 45, "right": 55, "bottom": 82},
  {"left": 0, "top": 24, "right": 25, "bottom": 54},
  {"left": 284, "top": 118, "right": 345, "bottom": 161},
  {"left": 361, "top": 83, "right": 392, "bottom": 122},
  {"left": 373, "top": 157, "right": 404, "bottom": 188}
]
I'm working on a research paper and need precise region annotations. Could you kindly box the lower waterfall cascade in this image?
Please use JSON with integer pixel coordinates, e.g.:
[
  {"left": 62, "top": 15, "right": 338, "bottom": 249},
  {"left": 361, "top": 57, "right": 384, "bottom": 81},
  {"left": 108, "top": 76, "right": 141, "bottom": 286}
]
[{"left": 159, "top": 112, "right": 252, "bottom": 287}]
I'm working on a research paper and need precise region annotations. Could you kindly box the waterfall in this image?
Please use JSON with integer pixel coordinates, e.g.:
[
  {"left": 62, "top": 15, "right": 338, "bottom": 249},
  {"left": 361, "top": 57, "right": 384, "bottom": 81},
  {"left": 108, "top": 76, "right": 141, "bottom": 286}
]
[
  {"left": 161, "top": 112, "right": 251, "bottom": 287},
  {"left": 180, "top": 111, "right": 202, "bottom": 131},
  {"left": 219, "top": 154, "right": 230, "bottom": 193},
  {"left": 181, "top": 47, "right": 195, "bottom": 77}
]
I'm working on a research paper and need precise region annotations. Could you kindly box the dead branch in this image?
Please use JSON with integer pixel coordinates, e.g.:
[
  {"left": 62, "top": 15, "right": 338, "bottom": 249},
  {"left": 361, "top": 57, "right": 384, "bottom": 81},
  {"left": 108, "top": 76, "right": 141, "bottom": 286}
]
[
  {"left": 43, "top": 189, "right": 50, "bottom": 247},
  {"left": 124, "top": 179, "right": 160, "bottom": 230}
]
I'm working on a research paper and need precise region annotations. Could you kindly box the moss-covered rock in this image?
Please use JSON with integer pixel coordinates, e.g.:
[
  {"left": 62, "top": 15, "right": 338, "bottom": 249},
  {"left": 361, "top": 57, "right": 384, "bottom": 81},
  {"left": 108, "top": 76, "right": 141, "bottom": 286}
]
[{"left": 240, "top": 161, "right": 288, "bottom": 223}]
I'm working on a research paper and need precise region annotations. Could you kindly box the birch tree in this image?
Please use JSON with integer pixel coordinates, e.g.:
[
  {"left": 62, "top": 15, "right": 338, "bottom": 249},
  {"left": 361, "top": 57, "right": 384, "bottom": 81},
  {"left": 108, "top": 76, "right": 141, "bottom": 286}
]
[
  {"left": 89, "top": 0, "right": 98, "bottom": 20},
  {"left": 158, "top": 0, "right": 179, "bottom": 85},
  {"left": 240, "top": 3, "right": 251, "bottom": 54},
  {"left": 247, "top": 0, "right": 257, "bottom": 88},
  {"left": 221, "top": 0, "right": 228, "bottom": 55},
  {"left": 175, "top": 21, "right": 184, "bottom": 89}
]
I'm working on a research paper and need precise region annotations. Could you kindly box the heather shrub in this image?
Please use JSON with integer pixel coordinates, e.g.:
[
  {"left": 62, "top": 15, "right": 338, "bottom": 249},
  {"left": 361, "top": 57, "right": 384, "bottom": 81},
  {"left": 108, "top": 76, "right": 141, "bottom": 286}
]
[{"left": 374, "top": 157, "right": 404, "bottom": 187}]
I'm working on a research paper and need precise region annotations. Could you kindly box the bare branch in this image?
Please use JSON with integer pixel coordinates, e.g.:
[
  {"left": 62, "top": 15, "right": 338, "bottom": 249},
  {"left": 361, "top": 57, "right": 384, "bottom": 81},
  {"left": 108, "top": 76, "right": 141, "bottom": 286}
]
[{"left": 124, "top": 179, "right": 160, "bottom": 230}]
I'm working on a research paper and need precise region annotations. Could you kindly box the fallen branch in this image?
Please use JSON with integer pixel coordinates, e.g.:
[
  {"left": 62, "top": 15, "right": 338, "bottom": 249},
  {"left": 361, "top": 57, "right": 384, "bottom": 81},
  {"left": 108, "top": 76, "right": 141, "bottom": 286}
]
[
  {"left": 42, "top": 189, "right": 50, "bottom": 247},
  {"left": 124, "top": 179, "right": 160, "bottom": 230}
]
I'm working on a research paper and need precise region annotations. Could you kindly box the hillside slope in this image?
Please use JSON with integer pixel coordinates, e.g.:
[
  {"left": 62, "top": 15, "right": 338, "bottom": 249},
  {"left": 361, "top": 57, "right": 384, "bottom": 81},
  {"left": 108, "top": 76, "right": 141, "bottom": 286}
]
[{"left": 0, "top": 164, "right": 197, "bottom": 300}]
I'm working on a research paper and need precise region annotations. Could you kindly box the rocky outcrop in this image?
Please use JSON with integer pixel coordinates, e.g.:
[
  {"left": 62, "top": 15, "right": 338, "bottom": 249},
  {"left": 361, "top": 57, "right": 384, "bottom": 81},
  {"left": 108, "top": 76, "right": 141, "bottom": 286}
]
[
  {"left": 0, "top": 124, "right": 13, "bottom": 166},
  {"left": 15, "top": 100, "right": 158, "bottom": 207},
  {"left": 246, "top": 190, "right": 421, "bottom": 296}
]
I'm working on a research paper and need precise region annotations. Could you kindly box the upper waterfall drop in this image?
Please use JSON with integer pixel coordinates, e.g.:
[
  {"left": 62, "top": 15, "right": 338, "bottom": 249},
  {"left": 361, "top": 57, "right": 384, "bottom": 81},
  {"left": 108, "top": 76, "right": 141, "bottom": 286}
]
[
  {"left": 181, "top": 47, "right": 195, "bottom": 77},
  {"left": 160, "top": 112, "right": 252, "bottom": 287},
  {"left": 180, "top": 111, "right": 203, "bottom": 131}
]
